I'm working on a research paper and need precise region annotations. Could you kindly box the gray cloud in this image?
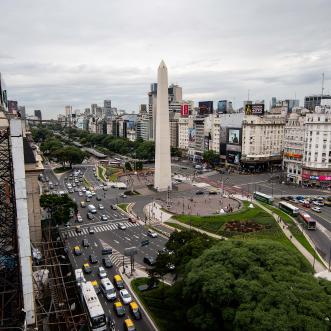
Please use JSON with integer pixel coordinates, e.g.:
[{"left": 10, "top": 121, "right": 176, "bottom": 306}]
[{"left": 0, "top": 0, "right": 330, "bottom": 118}]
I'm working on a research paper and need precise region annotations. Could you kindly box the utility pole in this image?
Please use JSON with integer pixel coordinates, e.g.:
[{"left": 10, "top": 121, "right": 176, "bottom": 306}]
[{"left": 322, "top": 72, "right": 325, "bottom": 97}]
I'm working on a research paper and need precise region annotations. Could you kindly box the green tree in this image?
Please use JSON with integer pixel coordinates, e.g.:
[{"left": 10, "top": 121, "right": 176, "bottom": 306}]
[
  {"left": 135, "top": 141, "right": 155, "bottom": 160},
  {"left": 54, "top": 146, "right": 86, "bottom": 167},
  {"left": 31, "top": 127, "right": 53, "bottom": 142},
  {"left": 125, "top": 161, "right": 133, "bottom": 171},
  {"left": 40, "top": 137, "right": 63, "bottom": 155},
  {"left": 171, "top": 147, "right": 182, "bottom": 157},
  {"left": 135, "top": 161, "right": 143, "bottom": 171},
  {"left": 40, "top": 194, "right": 77, "bottom": 225},
  {"left": 179, "top": 240, "right": 331, "bottom": 331},
  {"left": 203, "top": 150, "right": 219, "bottom": 168}
]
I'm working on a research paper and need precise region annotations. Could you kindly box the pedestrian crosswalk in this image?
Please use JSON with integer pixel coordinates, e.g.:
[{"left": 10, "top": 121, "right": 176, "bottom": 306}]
[
  {"left": 65, "top": 221, "right": 138, "bottom": 237},
  {"left": 110, "top": 248, "right": 144, "bottom": 270}
]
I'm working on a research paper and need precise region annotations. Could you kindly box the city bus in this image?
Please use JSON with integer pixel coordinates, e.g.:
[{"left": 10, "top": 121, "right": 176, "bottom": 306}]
[
  {"left": 298, "top": 211, "right": 317, "bottom": 230},
  {"left": 253, "top": 191, "right": 273, "bottom": 204},
  {"left": 81, "top": 281, "right": 107, "bottom": 331},
  {"left": 278, "top": 201, "right": 299, "bottom": 216}
]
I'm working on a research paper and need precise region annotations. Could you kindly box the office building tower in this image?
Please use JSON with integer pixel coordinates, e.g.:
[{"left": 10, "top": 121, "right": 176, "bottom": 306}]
[
  {"left": 168, "top": 84, "right": 182, "bottom": 103},
  {"left": 18, "top": 106, "right": 26, "bottom": 118},
  {"left": 304, "top": 94, "right": 331, "bottom": 111},
  {"left": 148, "top": 83, "right": 157, "bottom": 141},
  {"left": 91, "top": 103, "right": 97, "bottom": 115},
  {"left": 34, "top": 109, "right": 42, "bottom": 122}
]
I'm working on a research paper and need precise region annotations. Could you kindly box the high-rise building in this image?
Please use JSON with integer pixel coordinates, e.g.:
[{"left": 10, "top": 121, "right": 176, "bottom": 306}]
[
  {"left": 168, "top": 84, "right": 182, "bottom": 103},
  {"left": 217, "top": 100, "right": 233, "bottom": 114},
  {"left": 18, "top": 105, "right": 26, "bottom": 118},
  {"left": 8, "top": 100, "right": 18, "bottom": 114},
  {"left": 139, "top": 104, "right": 147, "bottom": 114},
  {"left": 302, "top": 103, "right": 331, "bottom": 187},
  {"left": 304, "top": 94, "right": 331, "bottom": 111},
  {"left": 34, "top": 109, "right": 42, "bottom": 122},
  {"left": 148, "top": 83, "right": 157, "bottom": 141},
  {"left": 84, "top": 108, "right": 91, "bottom": 115},
  {"left": 283, "top": 112, "right": 305, "bottom": 184},
  {"left": 91, "top": 103, "right": 98, "bottom": 115}
]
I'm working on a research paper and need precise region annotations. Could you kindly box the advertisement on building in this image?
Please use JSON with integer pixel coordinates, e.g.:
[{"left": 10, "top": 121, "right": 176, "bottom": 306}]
[
  {"left": 188, "top": 128, "right": 196, "bottom": 142},
  {"left": 226, "top": 151, "right": 241, "bottom": 164},
  {"left": 227, "top": 128, "right": 241, "bottom": 145},
  {"left": 180, "top": 104, "right": 189, "bottom": 117},
  {"left": 244, "top": 104, "right": 265, "bottom": 115},
  {"left": 198, "top": 101, "right": 213, "bottom": 115}
]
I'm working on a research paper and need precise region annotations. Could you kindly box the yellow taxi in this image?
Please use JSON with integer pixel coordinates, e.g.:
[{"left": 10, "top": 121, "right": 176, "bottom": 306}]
[
  {"left": 113, "top": 301, "right": 125, "bottom": 317},
  {"left": 114, "top": 274, "right": 124, "bottom": 289},
  {"left": 73, "top": 246, "right": 82, "bottom": 256},
  {"left": 124, "top": 318, "right": 136, "bottom": 331},
  {"left": 129, "top": 301, "right": 142, "bottom": 320},
  {"left": 83, "top": 262, "right": 92, "bottom": 274}
]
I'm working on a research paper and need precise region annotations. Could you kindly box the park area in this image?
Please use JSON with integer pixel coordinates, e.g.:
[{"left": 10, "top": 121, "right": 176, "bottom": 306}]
[{"left": 172, "top": 201, "right": 296, "bottom": 250}]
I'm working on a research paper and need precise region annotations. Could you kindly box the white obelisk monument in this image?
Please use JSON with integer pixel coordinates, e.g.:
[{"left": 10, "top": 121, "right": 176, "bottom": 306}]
[{"left": 154, "top": 60, "right": 172, "bottom": 191}]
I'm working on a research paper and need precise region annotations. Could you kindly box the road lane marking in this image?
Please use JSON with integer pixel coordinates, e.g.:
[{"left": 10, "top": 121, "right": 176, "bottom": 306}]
[
  {"left": 114, "top": 240, "right": 119, "bottom": 244},
  {"left": 124, "top": 237, "right": 131, "bottom": 241}
]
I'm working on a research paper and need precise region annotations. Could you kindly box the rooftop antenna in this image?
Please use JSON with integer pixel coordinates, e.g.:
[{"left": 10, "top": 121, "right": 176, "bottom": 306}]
[{"left": 321, "top": 72, "right": 325, "bottom": 97}]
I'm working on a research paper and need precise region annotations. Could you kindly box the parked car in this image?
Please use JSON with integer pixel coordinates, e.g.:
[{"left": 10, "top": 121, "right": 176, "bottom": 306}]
[{"left": 119, "top": 289, "right": 132, "bottom": 304}]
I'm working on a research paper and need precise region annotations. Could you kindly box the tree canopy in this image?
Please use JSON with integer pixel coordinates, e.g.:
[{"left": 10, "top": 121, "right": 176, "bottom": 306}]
[
  {"left": 180, "top": 240, "right": 331, "bottom": 331},
  {"left": 40, "top": 194, "right": 77, "bottom": 225},
  {"left": 203, "top": 150, "right": 220, "bottom": 168}
]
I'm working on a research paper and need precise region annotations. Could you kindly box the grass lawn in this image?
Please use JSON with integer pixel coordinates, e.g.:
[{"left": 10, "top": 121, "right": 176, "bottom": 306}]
[
  {"left": 97, "top": 165, "right": 106, "bottom": 182},
  {"left": 107, "top": 166, "right": 121, "bottom": 182},
  {"left": 131, "top": 278, "right": 181, "bottom": 331},
  {"left": 117, "top": 203, "right": 129, "bottom": 213},
  {"left": 83, "top": 177, "right": 92, "bottom": 189},
  {"left": 260, "top": 202, "right": 323, "bottom": 264},
  {"left": 174, "top": 201, "right": 295, "bottom": 250},
  {"left": 164, "top": 221, "right": 186, "bottom": 231},
  {"left": 53, "top": 166, "right": 71, "bottom": 173}
]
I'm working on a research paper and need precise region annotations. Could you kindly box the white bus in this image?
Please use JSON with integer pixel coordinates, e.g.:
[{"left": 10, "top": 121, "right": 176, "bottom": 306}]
[
  {"left": 278, "top": 201, "right": 299, "bottom": 216},
  {"left": 253, "top": 191, "right": 273, "bottom": 204},
  {"left": 81, "top": 281, "right": 107, "bottom": 331}
]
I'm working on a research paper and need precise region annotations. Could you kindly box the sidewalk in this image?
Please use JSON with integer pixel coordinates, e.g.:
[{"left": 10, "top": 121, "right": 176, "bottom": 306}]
[
  {"left": 144, "top": 202, "right": 227, "bottom": 240},
  {"left": 256, "top": 201, "right": 326, "bottom": 273}
]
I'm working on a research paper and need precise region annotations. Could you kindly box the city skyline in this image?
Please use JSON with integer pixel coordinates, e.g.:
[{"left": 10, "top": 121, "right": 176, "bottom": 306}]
[{"left": 0, "top": 0, "right": 331, "bottom": 119}]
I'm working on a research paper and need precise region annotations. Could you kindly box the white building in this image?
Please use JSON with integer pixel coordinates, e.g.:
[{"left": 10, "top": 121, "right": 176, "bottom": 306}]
[
  {"left": 283, "top": 113, "right": 305, "bottom": 184},
  {"left": 241, "top": 114, "right": 286, "bottom": 171},
  {"left": 178, "top": 116, "right": 193, "bottom": 150},
  {"left": 302, "top": 103, "right": 331, "bottom": 188}
]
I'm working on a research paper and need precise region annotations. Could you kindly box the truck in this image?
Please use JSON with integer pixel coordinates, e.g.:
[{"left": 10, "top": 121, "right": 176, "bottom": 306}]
[{"left": 88, "top": 204, "right": 97, "bottom": 214}]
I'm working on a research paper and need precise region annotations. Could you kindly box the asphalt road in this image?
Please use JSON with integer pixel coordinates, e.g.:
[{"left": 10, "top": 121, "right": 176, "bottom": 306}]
[{"left": 44, "top": 165, "right": 169, "bottom": 331}]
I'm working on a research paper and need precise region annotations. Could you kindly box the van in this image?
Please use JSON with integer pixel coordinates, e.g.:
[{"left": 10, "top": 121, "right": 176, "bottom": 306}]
[
  {"left": 75, "top": 268, "right": 86, "bottom": 286},
  {"left": 88, "top": 204, "right": 97, "bottom": 214},
  {"left": 100, "top": 278, "right": 117, "bottom": 301},
  {"left": 113, "top": 274, "right": 124, "bottom": 289}
]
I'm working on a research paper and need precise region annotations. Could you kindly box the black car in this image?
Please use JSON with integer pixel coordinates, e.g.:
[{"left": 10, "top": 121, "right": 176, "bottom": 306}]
[
  {"left": 143, "top": 256, "right": 156, "bottom": 266},
  {"left": 82, "top": 239, "right": 90, "bottom": 247},
  {"left": 89, "top": 254, "right": 98, "bottom": 264},
  {"left": 102, "top": 257, "right": 113, "bottom": 268},
  {"left": 111, "top": 205, "right": 117, "bottom": 210},
  {"left": 96, "top": 196, "right": 102, "bottom": 201},
  {"left": 195, "top": 190, "right": 204, "bottom": 195}
]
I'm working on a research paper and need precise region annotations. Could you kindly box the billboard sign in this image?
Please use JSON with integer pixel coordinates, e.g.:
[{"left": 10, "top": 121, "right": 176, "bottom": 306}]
[
  {"left": 226, "top": 151, "right": 241, "bottom": 164},
  {"left": 245, "top": 104, "right": 265, "bottom": 115},
  {"left": 188, "top": 128, "right": 196, "bottom": 143},
  {"left": 198, "top": 101, "right": 213, "bottom": 115},
  {"left": 227, "top": 128, "right": 241, "bottom": 145},
  {"left": 180, "top": 104, "right": 189, "bottom": 117}
]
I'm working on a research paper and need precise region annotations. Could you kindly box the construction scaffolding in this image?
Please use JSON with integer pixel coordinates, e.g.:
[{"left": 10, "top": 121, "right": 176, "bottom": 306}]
[
  {"left": 0, "top": 123, "right": 23, "bottom": 326},
  {"left": 32, "top": 220, "right": 87, "bottom": 330}
]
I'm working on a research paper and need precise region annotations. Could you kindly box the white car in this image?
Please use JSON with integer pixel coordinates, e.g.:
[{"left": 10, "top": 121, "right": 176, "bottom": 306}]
[
  {"left": 78, "top": 191, "right": 83, "bottom": 196},
  {"left": 118, "top": 223, "right": 127, "bottom": 230},
  {"left": 312, "top": 206, "right": 321, "bottom": 213},
  {"left": 77, "top": 215, "right": 83, "bottom": 223},
  {"left": 120, "top": 193, "right": 127, "bottom": 198},
  {"left": 82, "top": 187, "right": 86, "bottom": 192},
  {"left": 99, "top": 204, "right": 104, "bottom": 210},
  {"left": 98, "top": 266, "right": 107, "bottom": 279},
  {"left": 91, "top": 191, "right": 96, "bottom": 196},
  {"left": 147, "top": 229, "right": 158, "bottom": 238},
  {"left": 119, "top": 289, "right": 132, "bottom": 304}
]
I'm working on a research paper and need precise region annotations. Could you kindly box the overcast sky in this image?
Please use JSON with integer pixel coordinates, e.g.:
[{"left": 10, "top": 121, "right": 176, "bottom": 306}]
[{"left": 1, "top": 0, "right": 330, "bottom": 119}]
